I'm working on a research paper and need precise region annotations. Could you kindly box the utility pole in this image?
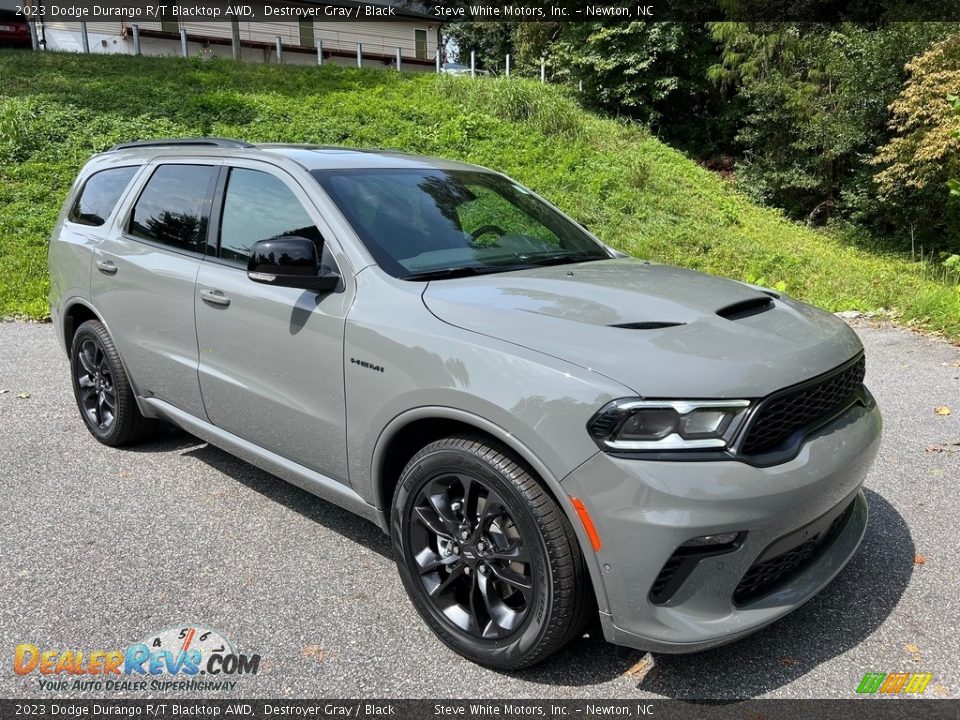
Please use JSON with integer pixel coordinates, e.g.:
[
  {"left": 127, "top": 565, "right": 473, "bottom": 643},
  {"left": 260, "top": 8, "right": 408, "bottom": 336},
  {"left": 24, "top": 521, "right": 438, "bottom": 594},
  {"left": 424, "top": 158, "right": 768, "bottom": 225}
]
[{"left": 231, "top": 20, "right": 241, "bottom": 61}]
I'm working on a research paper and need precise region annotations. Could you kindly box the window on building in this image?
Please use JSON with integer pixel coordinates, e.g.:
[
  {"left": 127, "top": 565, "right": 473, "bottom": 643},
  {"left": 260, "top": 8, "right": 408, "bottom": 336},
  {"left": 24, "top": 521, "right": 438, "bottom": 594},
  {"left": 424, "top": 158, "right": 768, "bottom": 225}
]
[
  {"left": 68, "top": 166, "right": 138, "bottom": 227},
  {"left": 159, "top": 3, "right": 179, "bottom": 34},
  {"left": 129, "top": 165, "right": 217, "bottom": 253},
  {"left": 415, "top": 29, "right": 427, "bottom": 60},
  {"left": 218, "top": 168, "right": 324, "bottom": 266},
  {"left": 299, "top": 20, "right": 315, "bottom": 48}
]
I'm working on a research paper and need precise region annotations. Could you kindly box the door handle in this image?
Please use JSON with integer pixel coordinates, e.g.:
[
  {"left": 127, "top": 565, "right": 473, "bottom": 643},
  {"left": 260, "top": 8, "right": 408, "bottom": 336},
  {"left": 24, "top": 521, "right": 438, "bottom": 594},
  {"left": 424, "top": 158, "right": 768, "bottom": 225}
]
[
  {"left": 95, "top": 259, "right": 118, "bottom": 275},
  {"left": 200, "top": 288, "right": 231, "bottom": 307}
]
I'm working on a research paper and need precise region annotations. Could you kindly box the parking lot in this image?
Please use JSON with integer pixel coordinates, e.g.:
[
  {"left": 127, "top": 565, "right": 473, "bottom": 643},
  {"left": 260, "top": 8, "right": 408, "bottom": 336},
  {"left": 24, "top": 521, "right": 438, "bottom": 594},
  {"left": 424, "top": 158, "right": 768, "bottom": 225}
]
[{"left": 0, "top": 320, "right": 957, "bottom": 699}]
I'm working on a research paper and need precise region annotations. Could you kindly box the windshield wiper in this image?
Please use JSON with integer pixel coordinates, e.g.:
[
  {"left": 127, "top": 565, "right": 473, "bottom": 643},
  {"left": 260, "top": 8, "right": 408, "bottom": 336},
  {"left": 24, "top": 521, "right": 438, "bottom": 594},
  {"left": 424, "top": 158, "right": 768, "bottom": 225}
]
[
  {"left": 518, "top": 252, "right": 601, "bottom": 268},
  {"left": 402, "top": 266, "right": 488, "bottom": 281},
  {"left": 403, "top": 253, "right": 601, "bottom": 281}
]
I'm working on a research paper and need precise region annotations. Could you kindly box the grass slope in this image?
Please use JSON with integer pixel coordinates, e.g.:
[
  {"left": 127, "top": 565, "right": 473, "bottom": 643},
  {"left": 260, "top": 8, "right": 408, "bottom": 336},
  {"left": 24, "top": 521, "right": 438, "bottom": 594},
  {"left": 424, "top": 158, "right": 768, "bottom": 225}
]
[{"left": 2, "top": 51, "right": 958, "bottom": 337}]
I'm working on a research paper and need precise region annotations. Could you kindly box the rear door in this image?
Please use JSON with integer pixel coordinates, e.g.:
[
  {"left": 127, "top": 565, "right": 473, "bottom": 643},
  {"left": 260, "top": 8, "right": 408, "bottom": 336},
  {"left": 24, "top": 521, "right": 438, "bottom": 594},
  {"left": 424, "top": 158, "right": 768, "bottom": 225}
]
[
  {"left": 91, "top": 160, "right": 220, "bottom": 419},
  {"left": 194, "top": 161, "right": 352, "bottom": 482},
  {"left": 50, "top": 164, "right": 140, "bottom": 336}
]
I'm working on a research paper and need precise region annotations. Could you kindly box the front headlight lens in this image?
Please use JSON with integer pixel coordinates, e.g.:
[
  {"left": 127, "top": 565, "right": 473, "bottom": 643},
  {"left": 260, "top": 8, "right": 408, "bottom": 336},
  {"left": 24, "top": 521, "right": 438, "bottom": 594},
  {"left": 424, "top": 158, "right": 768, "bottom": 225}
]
[
  {"left": 587, "top": 399, "right": 751, "bottom": 452},
  {"left": 616, "top": 407, "right": 678, "bottom": 441},
  {"left": 679, "top": 409, "right": 732, "bottom": 438}
]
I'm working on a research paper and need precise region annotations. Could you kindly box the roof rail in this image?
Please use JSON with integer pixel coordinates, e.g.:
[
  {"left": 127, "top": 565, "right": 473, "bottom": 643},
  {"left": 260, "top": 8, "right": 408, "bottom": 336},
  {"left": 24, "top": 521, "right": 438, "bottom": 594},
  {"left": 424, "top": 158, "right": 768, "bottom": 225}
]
[{"left": 108, "top": 137, "right": 255, "bottom": 152}]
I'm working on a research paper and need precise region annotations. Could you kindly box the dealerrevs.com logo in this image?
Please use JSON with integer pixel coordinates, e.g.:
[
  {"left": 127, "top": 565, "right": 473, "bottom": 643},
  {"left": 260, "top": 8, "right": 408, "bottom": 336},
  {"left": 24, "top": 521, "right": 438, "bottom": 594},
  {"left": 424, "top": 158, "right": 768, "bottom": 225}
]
[{"left": 14, "top": 624, "right": 260, "bottom": 692}]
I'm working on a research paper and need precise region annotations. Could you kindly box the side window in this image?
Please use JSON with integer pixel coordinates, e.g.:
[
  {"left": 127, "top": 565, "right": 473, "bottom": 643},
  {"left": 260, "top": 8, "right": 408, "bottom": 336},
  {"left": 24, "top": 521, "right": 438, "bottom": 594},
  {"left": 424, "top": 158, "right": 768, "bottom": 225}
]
[
  {"left": 218, "top": 168, "right": 324, "bottom": 266},
  {"left": 68, "top": 166, "right": 138, "bottom": 227},
  {"left": 129, "top": 164, "right": 217, "bottom": 253}
]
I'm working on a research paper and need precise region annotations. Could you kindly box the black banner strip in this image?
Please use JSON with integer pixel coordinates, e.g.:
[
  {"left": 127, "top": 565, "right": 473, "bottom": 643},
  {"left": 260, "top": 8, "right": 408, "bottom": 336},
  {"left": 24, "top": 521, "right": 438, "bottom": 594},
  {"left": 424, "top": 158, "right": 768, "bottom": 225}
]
[
  {"left": 1, "top": 699, "right": 958, "bottom": 720},
  {"left": 13, "top": 0, "right": 960, "bottom": 24}
]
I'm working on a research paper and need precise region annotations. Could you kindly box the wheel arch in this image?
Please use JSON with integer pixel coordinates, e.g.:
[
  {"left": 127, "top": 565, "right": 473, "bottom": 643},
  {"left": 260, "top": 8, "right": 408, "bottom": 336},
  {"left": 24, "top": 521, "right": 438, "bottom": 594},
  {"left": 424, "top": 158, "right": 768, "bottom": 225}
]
[
  {"left": 61, "top": 299, "right": 103, "bottom": 355},
  {"left": 60, "top": 298, "right": 152, "bottom": 417},
  {"left": 370, "top": 406, "right": 610, "bottom": 613},
  {"left": 372, "top": 407, "right": 566, "bottom": 515}
]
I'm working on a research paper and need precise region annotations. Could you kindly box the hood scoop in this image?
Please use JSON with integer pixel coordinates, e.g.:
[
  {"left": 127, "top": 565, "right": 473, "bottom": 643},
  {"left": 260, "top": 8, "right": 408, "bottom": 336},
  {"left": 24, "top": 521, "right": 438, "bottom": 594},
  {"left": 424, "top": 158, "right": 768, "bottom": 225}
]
[
  {"left": 610, "top": 321, "right": 686, "bottom": 330},
  {"left": 717, "top": 296, "right": 775, "bottom": 321}
]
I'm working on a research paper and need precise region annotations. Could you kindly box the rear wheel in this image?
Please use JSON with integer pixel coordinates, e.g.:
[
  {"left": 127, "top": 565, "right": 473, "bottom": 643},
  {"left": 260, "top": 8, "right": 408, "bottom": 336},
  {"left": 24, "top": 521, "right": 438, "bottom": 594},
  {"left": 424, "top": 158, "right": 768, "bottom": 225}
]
[
  {"left": 70, "top": 320, "right": 152, "bottom": 446},
  {"left": 391, "top": 435, "right": 591, "bottom": 669}
]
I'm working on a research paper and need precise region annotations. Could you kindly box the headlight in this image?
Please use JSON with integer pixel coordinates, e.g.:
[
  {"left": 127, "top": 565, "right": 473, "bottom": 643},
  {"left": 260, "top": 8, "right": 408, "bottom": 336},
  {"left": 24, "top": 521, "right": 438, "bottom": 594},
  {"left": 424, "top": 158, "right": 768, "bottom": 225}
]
[{"left": 587, "top": 399, "right": 752, "bottom": 452}]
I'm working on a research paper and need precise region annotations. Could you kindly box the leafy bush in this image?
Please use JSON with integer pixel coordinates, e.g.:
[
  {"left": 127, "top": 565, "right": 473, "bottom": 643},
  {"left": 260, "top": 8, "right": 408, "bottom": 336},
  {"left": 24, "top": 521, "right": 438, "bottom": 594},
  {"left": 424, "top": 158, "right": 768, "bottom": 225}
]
[
  {"left": 0, "top": 97, "right": 37, "bottom": 161},
  {"left": 434, "top": 74, "right": 584, "bottom": 139}
]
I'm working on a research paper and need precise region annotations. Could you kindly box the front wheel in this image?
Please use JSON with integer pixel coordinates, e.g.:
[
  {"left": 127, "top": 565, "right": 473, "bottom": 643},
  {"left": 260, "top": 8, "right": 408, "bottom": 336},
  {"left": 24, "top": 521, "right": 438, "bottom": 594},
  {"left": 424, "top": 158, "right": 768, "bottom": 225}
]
[{"left": 391, "top": 435, "right": 591, "bottom": 670}]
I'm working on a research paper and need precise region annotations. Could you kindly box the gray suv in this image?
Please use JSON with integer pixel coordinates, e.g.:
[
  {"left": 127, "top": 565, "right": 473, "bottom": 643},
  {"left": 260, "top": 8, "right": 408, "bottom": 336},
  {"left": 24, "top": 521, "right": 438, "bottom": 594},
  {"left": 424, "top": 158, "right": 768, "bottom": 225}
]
[{"left": 49, "top": 138, "right": 881, "bottom": 669}]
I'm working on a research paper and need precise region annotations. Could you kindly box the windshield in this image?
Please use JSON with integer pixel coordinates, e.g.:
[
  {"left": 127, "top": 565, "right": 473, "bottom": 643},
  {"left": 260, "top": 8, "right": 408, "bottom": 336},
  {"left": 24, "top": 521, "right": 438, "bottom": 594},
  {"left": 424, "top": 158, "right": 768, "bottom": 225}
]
[{"left": 311, "top": 169, "right": 609, "bottom": 279}]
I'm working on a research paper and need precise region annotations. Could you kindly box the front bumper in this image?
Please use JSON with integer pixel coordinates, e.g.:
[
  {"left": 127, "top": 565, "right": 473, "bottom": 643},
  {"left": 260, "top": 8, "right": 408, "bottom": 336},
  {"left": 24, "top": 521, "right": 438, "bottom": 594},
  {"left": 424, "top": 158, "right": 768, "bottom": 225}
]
[{"left": 562, "top": 398, "right": 881, "bottom": 653}]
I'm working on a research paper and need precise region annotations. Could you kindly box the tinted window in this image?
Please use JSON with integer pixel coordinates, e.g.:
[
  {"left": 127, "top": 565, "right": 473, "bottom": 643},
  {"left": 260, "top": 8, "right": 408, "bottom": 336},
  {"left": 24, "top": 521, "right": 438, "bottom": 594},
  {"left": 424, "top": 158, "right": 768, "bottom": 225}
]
[
  {"left": 312, "top": 169, "right": 607, "bottom": 278},
  {"left": 68, "top": 166, "right": 138, "bottom": 227},
  {"left": 129, "top": 165, "right": 216, "bottom": 253},
  {"left": 219, "top": 168, "right": 324, "bottom": 265}
]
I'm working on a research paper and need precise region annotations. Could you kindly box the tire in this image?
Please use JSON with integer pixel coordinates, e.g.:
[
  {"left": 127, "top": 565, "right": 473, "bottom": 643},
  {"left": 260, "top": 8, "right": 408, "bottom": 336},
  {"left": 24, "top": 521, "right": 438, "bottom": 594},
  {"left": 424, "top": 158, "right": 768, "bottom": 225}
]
[
  {"left": 391, "top": 434, "right": 591, "bottom": 670},
  {"left": 69, "top": 319, "right": 153, "bottom": 447}
]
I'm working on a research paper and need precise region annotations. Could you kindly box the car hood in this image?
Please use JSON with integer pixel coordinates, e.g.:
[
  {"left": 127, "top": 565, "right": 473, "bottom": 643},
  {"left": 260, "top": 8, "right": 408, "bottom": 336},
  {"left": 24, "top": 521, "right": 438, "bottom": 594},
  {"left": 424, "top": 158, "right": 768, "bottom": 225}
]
[{"left": 422, "top": 258, "right": 863, "bottom": 398}]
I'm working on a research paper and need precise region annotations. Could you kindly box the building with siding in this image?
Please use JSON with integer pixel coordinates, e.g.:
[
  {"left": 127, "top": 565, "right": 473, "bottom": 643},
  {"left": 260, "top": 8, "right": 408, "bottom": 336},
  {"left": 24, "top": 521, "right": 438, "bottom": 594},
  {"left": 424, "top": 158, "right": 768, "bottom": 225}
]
[{"left": 24, "top": 1, "right": 442, "bottom": 71}]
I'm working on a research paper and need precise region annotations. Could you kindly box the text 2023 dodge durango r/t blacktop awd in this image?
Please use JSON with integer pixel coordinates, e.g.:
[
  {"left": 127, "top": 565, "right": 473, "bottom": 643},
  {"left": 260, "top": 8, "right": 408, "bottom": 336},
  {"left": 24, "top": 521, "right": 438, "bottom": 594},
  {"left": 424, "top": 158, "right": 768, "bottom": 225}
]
[{"left": 48, "top": 139, "right": 881, "bottom": 669}]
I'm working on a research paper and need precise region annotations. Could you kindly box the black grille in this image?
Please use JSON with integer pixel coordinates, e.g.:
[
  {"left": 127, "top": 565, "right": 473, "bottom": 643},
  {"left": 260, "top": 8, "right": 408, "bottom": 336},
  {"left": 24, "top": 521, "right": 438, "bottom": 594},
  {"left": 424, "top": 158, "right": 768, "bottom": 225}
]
[
  {"left": 740, "top": 356, "right": 866, "bottom": 456},
  {"left": 733, "top": 501, "right": 853, "bottom": 605},
  {"left": 649, "top": 534, "right": 744, "bottom": 605},
  {"left": 649, "top": 556, "right": 686, "bottom": 603}
]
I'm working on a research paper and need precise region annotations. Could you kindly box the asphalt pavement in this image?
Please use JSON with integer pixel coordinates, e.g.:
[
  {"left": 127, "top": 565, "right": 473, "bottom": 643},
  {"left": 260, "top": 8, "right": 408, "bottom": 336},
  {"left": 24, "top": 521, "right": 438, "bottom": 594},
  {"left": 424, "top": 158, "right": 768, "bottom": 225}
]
[{"left": 0, "top": 319, "right": 958, "bottom": 700}]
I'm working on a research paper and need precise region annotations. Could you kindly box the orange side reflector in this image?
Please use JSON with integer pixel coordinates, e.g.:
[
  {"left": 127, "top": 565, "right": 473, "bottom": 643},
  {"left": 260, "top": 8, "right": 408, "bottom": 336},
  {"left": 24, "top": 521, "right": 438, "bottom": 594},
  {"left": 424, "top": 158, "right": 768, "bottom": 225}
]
[{"left": 570, "top": 496, "right": 602, "bottom": 552}]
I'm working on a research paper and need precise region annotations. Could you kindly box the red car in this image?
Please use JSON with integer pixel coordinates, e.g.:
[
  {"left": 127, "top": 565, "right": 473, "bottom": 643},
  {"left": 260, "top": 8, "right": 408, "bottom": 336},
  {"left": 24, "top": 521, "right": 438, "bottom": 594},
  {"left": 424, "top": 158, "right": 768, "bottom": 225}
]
[{"left": 0, "top": 11, "right": 32, "bottom": 48}]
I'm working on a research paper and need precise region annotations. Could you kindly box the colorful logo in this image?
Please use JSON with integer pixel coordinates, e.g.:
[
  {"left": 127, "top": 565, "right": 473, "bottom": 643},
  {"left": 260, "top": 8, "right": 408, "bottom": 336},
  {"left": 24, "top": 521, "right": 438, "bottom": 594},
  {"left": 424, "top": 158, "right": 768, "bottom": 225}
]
[
  {"left": 856, "top": 672, "right": 933, "bottom": 695},
  {"left": 14, "top": 624, "right": 260, "bottom": 692}
]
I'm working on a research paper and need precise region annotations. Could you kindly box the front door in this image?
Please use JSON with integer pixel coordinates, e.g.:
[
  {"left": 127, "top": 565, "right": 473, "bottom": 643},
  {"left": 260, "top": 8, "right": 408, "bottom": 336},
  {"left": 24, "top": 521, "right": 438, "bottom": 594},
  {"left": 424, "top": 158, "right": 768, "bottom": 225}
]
[{"left": 194, "top": 163, "right": 351, "bottom": 482}]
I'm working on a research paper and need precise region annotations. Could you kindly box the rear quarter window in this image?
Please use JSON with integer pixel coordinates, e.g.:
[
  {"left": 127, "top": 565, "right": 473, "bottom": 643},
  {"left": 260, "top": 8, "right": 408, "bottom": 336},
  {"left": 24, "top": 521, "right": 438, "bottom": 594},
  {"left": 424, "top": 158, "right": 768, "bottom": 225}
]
[{"left": 68, "top": 166, "right": 139, "bottom": 227}]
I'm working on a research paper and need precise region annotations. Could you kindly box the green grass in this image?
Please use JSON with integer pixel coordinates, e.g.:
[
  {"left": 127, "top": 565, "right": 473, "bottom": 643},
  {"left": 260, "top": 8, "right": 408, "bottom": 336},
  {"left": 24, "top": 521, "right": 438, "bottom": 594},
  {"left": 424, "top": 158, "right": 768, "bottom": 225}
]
[{"left": 2, "top": 50, "right": 959, "bottom": 337}]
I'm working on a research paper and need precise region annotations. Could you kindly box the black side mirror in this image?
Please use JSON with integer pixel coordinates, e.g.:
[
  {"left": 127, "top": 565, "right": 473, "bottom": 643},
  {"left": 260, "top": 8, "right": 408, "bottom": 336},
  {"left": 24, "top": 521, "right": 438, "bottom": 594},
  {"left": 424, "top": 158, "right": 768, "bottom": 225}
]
[{"left": 247, "top": 237, "right": 339, "bottom": 292}]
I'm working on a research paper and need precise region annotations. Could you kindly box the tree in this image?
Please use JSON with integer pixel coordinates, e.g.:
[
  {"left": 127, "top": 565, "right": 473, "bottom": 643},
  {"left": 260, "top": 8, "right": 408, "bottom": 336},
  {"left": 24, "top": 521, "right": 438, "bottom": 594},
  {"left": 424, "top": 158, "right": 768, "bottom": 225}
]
[
  {"left": 709, "top": 22, "right": 959, "bottom": 228},
  {"left": 442, "top": 22, "right": 517, "bottom": 72},
  {"left": 872, "top": 35, "right": 960, "bottom": 252},
  {"left": 874, "top": 38, "right": 960, "bottom": 189},
  {"left": 441, "top": 20, "right": 565, "bottom": 75},
  {"left": 549, "top": 23, "right": 727, "bottom": 152}
]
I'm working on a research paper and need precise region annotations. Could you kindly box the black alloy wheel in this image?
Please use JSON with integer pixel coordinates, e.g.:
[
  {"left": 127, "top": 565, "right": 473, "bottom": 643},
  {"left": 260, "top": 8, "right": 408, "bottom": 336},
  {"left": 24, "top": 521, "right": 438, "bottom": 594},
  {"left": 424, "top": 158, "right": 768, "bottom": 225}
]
[
  {"left": 409, "top": 472, "right": 533, "bottom": 639},
  {"left": 391, "top": 435, "right": 592, "bottom": 670},
  {"left": 70, "top": 319, "right": 153, "bottom": 446},
  {"left": 75, "top": 336, "right": 117, "bottom": 433}
]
